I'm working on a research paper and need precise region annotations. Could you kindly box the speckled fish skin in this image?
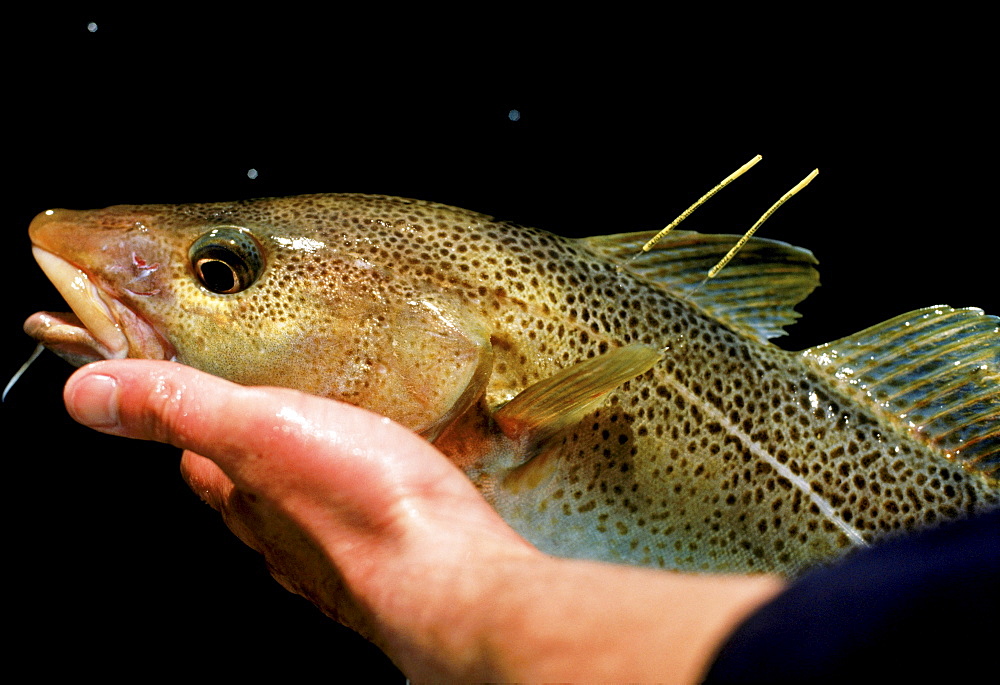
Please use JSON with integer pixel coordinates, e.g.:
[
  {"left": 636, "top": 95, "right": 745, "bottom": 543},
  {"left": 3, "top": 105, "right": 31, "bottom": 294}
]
[{"left": 26, "top": 193, "right": 1000, "bottom": 575}]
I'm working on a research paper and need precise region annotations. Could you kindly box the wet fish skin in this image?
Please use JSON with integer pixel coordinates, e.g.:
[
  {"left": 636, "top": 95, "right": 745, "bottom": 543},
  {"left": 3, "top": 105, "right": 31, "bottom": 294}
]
[{"left": 25, "top": 193, "right": 1000, "bottom": 574}]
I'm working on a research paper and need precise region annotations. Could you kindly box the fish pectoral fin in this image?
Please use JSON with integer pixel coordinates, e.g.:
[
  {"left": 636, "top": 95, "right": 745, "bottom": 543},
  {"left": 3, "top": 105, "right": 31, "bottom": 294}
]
[
  {"left": 580, "top": 230, "right": 819, "bottom": 341},
  {"left": 494, "top": 343, "right": 662, "bottom": 451},
  {"left": 496, "top": 344, "right": 661, "bottom": 491},
  {"left": 801, "top": 306, "right": 1000, "bottom": 482}
]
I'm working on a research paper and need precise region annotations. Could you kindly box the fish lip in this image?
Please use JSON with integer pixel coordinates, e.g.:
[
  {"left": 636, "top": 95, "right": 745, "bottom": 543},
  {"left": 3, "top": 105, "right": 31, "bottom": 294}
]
[{"left": 27, "top": 247, "right": 176, "bottom": 363}]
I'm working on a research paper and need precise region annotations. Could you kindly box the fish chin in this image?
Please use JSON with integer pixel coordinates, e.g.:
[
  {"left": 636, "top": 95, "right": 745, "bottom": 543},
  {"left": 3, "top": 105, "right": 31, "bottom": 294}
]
[
  {"left": 27, "top": 247, "right": 175, "bottom": 366},
  {"left": 24, "top": 310, "right": 121, "bottom": 366}
]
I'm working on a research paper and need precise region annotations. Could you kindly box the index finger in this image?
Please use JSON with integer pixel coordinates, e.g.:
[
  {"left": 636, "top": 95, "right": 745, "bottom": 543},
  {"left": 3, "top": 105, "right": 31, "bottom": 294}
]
[{"left": 62, "top": 360, "right": 498, "bottom": 539}]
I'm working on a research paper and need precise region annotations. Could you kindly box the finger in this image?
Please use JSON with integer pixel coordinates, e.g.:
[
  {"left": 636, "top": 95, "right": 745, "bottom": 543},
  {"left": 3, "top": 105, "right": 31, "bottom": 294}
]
[
  {"left": 180, "top": 450, "right": 234, "bottom": 512},
  {"left": 180, "top": 449, "right": 278, "bottom": 555},
  {"left": 182, "top": 446, "right": 370, "bottom": 632}
]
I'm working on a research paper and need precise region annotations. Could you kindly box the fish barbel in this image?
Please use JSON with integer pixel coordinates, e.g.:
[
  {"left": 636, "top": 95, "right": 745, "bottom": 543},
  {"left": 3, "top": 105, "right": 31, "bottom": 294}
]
[{"left": 23, "top": 187, "right": 1000, "bottom": 574}]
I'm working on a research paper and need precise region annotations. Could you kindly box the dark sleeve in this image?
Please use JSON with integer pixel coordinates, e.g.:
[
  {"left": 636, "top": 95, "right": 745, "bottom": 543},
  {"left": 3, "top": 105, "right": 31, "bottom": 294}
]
[{"left": 702, "top": 509, "right": 1000, "bottom": 684}]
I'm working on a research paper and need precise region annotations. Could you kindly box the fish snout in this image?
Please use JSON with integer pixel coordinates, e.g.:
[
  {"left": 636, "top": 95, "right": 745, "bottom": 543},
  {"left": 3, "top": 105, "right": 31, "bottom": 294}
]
[
  {"left": 30, "top": 208, "right": 83, "bottom": 248},
  {"left": 30, "top": 207, "right": 148, "bottom": 252}
]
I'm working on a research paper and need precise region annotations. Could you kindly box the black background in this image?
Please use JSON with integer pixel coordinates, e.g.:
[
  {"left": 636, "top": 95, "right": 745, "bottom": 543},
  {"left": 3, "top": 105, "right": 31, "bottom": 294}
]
[{"left": 5, "top": 8, "right": 995, "bottom": 680}]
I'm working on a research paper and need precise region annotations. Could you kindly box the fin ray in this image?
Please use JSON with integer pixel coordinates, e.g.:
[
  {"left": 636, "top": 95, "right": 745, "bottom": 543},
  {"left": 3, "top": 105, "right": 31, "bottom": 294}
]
[
  {"left": 801, "top": 306, "right": 1000, "bottom": 481},
  {"left": 581, "top": 230, "right": 819, "bottom": 341},
  {"left": 495, "top": 344, "right": 662, "bottom": 492},
  {"left": 494, "top": 344, "right": 662, "bottom": 447}
]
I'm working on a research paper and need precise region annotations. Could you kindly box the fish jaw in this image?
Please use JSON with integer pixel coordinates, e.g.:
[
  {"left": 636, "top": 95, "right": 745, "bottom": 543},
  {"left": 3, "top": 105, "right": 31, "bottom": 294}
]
[
  {"left": 29, "top": 246, "right": 128, "bottom": 360},
  {"left": 26, "top": 211, "right": 177, "bottom": 366},
  {"left": 24, "top": 309, "right": 122, "bottom": 366}
]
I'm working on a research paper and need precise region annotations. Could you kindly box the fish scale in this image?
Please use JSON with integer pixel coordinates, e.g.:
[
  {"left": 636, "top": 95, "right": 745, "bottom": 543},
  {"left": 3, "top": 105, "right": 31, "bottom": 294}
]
[
  {"left": 23, "top": 193, "right": 1000, "bottom": 575},
  {"left": 485, "top": 298, "right": 985, "bottom": 572}
]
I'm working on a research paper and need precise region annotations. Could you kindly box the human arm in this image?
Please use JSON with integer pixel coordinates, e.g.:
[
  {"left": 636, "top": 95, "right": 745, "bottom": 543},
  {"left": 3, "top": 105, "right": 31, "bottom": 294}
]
[{"left": 63, "top": 360, "right": 784, "bottom": 682}]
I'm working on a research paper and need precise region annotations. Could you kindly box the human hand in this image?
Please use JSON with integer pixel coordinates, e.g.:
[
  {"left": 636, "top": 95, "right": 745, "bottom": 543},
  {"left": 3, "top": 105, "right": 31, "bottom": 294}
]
[{"left": 63, "top": 360, "right": 783, "bottom": 682}]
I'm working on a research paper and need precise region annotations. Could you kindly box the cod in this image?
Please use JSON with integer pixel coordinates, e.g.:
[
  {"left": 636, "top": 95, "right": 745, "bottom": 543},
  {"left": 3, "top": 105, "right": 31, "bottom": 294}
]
[{"left": 23, "top": 182, "right": 999, "bottom": 575}]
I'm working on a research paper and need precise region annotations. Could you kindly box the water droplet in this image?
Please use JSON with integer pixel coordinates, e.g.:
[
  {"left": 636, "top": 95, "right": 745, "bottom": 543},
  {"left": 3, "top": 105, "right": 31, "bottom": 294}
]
[
  {"left": 87, "top": 22, "right": 98, "bottom": 33},
  {"left": 247, "top": 168, "right": 259, "bottom": 179},
  {"left": 508, "top": 109, "right": 521, "bottom": 122}
]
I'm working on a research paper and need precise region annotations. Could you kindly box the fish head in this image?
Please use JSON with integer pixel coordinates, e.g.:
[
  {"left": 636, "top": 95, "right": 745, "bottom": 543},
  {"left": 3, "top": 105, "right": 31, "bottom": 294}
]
[{"left": 25, "top": 197, "right": 493, "bottom": 437}]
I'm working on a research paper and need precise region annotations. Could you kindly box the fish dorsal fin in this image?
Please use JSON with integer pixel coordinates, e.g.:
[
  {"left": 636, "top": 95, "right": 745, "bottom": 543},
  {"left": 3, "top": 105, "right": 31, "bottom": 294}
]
[
  {"left": 800, "top": 306, "right": 1000, "bottom": 482},
  {"left": 581, "top": 230, "right": 819, "bottom": 341},
  {"left": 495, "top": 344, "right": 662, "bottom": 492},
  {"left": 495, "top": 344, "right": 662, "bottom": 446}
]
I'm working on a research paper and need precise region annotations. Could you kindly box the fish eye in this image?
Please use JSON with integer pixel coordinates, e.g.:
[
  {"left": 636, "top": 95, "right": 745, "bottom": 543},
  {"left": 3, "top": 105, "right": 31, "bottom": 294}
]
[{"left": 189, "top": 227, "right": 264, "bottom": 294}]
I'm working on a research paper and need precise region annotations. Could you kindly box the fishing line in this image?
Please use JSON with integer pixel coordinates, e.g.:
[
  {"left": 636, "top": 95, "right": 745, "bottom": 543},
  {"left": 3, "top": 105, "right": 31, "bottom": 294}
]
[{"left": 3, "top": 343, "right": 45, "bottom": 401}]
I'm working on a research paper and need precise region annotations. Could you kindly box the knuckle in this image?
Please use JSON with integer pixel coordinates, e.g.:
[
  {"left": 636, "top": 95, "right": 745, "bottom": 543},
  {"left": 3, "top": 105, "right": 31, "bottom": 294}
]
[{"left": 130, "top": 367, "right": 202, "bottom": 444}]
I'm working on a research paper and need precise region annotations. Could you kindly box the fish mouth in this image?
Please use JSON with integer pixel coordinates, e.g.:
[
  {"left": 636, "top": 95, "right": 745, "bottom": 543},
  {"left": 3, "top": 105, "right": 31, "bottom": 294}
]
[{"left": 26, "top": 247, "right": 176, "bottom": 366}]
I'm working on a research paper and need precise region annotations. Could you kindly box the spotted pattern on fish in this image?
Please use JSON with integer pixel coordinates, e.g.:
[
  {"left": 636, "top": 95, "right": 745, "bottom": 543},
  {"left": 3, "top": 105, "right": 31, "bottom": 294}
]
[{"left": 25, "top": 193, "right": 1000, "bottom": 574}]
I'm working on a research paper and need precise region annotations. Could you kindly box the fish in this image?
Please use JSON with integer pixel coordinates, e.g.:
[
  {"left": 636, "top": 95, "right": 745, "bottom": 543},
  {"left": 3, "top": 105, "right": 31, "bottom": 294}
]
[{"left": 23, "top": 190, "right": 1000, "bottom": 575}]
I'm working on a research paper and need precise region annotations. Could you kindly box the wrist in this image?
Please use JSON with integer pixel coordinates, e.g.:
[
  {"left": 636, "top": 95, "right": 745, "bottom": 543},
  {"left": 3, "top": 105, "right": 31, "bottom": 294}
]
[{"left": 382, "top": 553, "right": 785, "bottom": 683}]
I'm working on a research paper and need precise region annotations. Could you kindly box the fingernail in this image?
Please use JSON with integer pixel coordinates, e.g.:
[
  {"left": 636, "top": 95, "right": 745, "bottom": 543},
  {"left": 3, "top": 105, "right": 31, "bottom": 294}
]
[{"left": 68, "top": 373, "right": 121, "bottom": 428}]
